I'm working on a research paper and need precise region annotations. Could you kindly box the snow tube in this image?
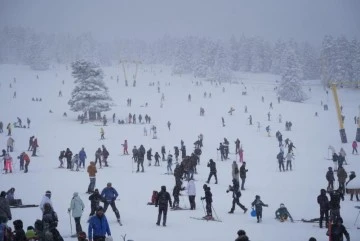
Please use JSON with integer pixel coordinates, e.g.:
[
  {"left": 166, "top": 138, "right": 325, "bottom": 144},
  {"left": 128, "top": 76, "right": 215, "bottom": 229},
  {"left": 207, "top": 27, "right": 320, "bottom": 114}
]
[{"left": 250, "top": 208, "right": 256, "bottom": 217}]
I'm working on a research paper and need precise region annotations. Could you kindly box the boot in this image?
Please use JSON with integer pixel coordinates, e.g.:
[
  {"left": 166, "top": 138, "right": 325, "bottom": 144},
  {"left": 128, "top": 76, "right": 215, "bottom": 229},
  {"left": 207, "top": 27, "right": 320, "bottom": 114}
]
[{"left": 228, "top": 210, "right": 234, "bottom": 214}]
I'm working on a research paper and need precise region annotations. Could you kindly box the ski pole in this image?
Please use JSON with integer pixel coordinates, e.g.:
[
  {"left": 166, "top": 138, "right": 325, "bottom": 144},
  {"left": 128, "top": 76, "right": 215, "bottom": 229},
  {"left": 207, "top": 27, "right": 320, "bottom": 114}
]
[
  {"left": 211, "top": 205, "right": 220, "bottom": 221},
  {"left": 69, "top": 211, "right": 73, "bottom": 235},
  {"left": 354, "top": 210, "right": 360, "bottom": 226},
  {"left": 200, "top": 199, "right": 206, "bottom": 216}
]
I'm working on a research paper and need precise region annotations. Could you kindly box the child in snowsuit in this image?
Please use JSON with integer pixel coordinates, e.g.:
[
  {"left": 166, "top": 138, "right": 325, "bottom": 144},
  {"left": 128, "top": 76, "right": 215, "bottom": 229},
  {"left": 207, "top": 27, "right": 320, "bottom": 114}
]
[
  {"left": 251, "top": 195, "right": 268, "bottom": 223},
  {"left": 275, "top": 203, "right": 294, "bottom": 222},
  {"left": 147, "top": 191, "right": 158, "bottom": 205}
]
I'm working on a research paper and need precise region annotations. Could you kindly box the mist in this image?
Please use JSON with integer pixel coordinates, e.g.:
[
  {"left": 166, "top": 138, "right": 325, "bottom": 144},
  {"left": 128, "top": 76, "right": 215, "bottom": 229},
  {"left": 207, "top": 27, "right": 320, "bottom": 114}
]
[{"left": 1, "top": 0, "right": 360, "bottom": 44}]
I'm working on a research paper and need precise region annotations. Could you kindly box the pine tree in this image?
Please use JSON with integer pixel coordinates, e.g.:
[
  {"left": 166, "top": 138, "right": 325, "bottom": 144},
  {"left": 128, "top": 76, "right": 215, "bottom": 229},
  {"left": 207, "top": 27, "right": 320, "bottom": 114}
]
[
  {"left": 277, "top": 48, "right": 307, "bottom": 102},
  {"left": 350, "top": 39, "right": 360, "bottom": 88},
  {"left": 210, "top": 44, "right": 231, "bottom": 83},
  {"left": 320, "top": 35, "right": 336, "bottom": 87},
  {"left": 68, "top": 60, "right": 113, "bottom": 120}
]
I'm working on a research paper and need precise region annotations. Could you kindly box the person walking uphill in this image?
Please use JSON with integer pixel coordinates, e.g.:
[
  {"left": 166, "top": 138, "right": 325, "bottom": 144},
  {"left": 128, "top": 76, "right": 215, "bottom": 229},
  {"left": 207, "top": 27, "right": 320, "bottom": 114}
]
[
  {"left": 68, "top": 192, "right": 85, "bottom": 237},
  {"left": 100, "top": 183, "right": 121, "bottom": 224},
  {"left": 87, "top": 161, "right": 97, "bottom": 194},
  {"left": 88, "top": 206, "right": 112, "bottom": 241},
  {"left": 155, "top": 185, "right": 172, "bottom": 226}
]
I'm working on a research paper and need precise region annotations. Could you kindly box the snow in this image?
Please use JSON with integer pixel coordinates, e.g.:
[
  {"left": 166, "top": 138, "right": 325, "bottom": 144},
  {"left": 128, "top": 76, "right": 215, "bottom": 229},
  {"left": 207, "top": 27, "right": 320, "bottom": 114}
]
[{"left": 0, "top": 64, "right": 359, "bottom": 241}]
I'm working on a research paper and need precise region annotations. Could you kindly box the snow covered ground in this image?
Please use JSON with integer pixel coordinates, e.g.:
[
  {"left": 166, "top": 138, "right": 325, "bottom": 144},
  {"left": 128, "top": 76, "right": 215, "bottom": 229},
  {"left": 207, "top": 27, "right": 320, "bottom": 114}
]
[{"left": 0, "top": 64, "right": 359, "bottom": 241}]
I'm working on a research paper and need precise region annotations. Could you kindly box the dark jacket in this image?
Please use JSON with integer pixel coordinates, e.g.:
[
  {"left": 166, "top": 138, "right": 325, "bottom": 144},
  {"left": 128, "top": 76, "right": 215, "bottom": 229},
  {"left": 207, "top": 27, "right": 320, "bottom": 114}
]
[
  {"left": 329, "top": 190, "right": 344, "bottom": 210},
  {"left": 202, "top": 187, "right": 212, "bottom": 203},
  {"left": 277, "top": 152, "right": 284, "bottom": 162},
  {"left": 207, "top": 160, "right": 216, "bottom": 173},
  {"left": 251, "top": 198, "right": 268, "bottom": 211},
  {"left": 89, "top": 192, "right": 102, "bottom": 208},
  {"left": 156, "top": 190, "right": 172, "bottom": 208},
  {"left": 240, "top": 165, "right": 247, "bottom": 178},
  {"left": 228, "top": 179, "right": 241, "bottom": 199},
  {"left": 329, "top": 223, "right": 350, "bottom": 241},
  {"left": 326, "top": 170, "right": 335, "bottom": 182},
  {"left": 138, "top": 145, "right": 146, "bottom": 160},
  {"left": 0, "top": 196, "right": 11, "bottom": 221},
  {"left": 317, "top": 192, "right": 329, "bottom": 211},
  {"left": 147, "top": 149, "right": 153, "bottom": 160}
]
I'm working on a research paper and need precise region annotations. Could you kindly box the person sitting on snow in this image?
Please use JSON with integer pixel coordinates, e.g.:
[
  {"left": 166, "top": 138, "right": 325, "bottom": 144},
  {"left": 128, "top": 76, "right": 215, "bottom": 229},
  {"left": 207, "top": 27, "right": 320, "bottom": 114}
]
[{"left": 275, "top": 203, "right": 294, "bottom": 222}]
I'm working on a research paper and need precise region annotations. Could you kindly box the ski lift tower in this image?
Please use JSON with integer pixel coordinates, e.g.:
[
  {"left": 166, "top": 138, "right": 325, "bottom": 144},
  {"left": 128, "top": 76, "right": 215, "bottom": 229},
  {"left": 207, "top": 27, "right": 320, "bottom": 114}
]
[
  {"left": 120, "top": 60, "right": 141, "bottom": 87},
  {"left": 330, "top": 83, "right": 347, "bottom": 143}
]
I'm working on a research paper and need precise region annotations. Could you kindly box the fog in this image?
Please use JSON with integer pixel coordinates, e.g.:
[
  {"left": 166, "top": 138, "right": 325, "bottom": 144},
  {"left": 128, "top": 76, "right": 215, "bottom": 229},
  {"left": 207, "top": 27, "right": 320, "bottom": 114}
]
[{"left": 1, "top": 0, "right": 360, "bottom": 43}]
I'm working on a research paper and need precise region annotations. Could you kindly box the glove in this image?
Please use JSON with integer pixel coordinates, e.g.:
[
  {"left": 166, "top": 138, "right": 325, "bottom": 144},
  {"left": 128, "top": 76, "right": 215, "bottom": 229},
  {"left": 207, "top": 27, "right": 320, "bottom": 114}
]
[
  {"left": 8, "top": 216, "right": 12, "bottom": 221},
  {"left": 68, "top": 208, "right": 71, "bottom": 213},
  {"left": 200, "top": 197, "right": 204, "bottom": 200},
  {"left": 226, "top": 190, "right": 229, "bottom": 193}
]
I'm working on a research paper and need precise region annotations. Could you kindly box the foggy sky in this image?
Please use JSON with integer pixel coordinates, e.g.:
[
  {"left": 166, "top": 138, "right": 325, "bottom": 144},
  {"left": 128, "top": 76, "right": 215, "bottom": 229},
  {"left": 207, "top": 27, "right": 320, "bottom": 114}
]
[{"left": 1, "top": 0, "right": 359, "bottom": 44}]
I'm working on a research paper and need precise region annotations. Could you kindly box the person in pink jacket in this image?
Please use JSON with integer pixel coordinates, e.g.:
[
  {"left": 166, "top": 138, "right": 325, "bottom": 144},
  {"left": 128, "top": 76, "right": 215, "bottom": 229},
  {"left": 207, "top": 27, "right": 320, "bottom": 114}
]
[{"left": 352, "top": 140, "right": 358, "bottom": 154}]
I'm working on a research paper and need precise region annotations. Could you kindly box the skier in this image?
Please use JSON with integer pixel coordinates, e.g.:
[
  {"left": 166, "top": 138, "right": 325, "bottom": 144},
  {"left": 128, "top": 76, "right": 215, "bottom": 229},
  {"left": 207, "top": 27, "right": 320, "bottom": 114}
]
[
  {"left": 317, "top": 189, "right": 329, "bottom": 228},
  {"left": 154, "top": 152, "right": 160, "bottom": 166},
  {"left": 167, "top": 121, "right": 171, "bottom": 131},
  {"left": 88, "top": 189, "right": 102, "bottom": 217},
  {"left": 200, "top": 184, "right": 213, "bottom": 219},
  {"left": 206, "top": 159, "right": 217, "bottom": 184},
  {"left": 155, "top": 185, "right": 172, "bottom": 226},
  {"left": 239, "top": 162, "right": 248, "bottom": 190},
  {"left": 172, "top": 181, "right": 185, "bottom": 208},
  {"left": 248, "top": 115, "right": 252, "bottom": 125},
  {"left": 277, "top": 151, "right": 285, "bottom": 172},
  {"left": 187, "top": 177, "right": 196, "bottom": 210},
  {"left": 275, "top": 203, "right": 294, "bottom": 222},
  {"left": 101, "top": 145, "right": 109, "bottom": 167},
  {"left": 352, "top": 140, "right": 358, "bottom": 154},
  {"left": 285, "top": 152, "right": 294, "bottom": 171},
  {"left": 95, "top": 148, "right": 102, "bottom": 168},
  {"left": 88, "top": 206, "right": 112, "bottom": 241},
  {"left": 147, "top": 148, "right": 153, "bottom": 166},
  {"left": 222, "top": 117, "right": 225, "bottom": 127},
  {"left": 79, "top": 148, "right": 87, "bottom": 168},
  {"left": 100, "top": 128, "right": 105, "bottom": 140},
  {"left": 100, "top": 183, "right": 121, "bottom": 223},
  {"left": 227, "top": 179, "right": 247, "bottom": 214},
  {"left": 137, "top": 145, "right": 145, "bottom": 172},
  {"left": 68, "top": 192, "right": 85, "bottom": 236},
  {"left": 251, "top": 195, "right": 268, "bottom": 223},
  {"left": 122, "top": 140, "right": 128, "bottom": 155},
  {"left": 217, "top": 143, "right": 225, "bottom": 161},
  {"left": 86, "top": 161, "right": 97, "bottom": 194}
]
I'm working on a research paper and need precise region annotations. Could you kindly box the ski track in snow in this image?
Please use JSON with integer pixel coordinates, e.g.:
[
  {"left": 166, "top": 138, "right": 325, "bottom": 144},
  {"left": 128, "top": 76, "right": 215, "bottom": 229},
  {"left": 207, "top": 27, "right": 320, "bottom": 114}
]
[{"left": 0, "top": 64, "right": 359, "bottom": 241}]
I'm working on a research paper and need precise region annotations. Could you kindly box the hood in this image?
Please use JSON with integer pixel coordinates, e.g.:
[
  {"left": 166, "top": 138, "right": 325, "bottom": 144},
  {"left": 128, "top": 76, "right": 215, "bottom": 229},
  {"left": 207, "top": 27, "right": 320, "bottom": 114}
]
[{"left": 73, "top": 192, "right": 79, "bottom": 197}]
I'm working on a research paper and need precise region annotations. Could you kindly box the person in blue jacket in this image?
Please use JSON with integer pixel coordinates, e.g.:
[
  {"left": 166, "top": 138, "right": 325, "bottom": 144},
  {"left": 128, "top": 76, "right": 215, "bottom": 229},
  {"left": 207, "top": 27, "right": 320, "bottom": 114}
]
[
  {"left": 88, "top": 206, "right": 111, "bottom": 241},
  {"left": 100, "top": 182, "right": 121, "bottom": 222},
  {"left": 79, "top": 148, "right": 87, "bottom": 168}
]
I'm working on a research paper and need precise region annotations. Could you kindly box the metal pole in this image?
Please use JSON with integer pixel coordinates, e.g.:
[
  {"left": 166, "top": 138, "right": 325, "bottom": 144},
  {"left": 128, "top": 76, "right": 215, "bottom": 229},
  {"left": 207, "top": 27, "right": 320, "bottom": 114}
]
[{"left": 331, "top": 84, "right": 347, "bottom": 143}]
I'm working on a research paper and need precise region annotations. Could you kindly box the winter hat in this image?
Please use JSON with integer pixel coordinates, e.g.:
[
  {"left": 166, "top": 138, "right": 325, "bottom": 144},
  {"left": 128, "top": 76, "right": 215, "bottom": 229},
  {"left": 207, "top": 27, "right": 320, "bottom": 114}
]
[
  {"left": 0, "top": 191, "right": 6, "bottom": 197},
  {"left": 107, "top": 182, "right": 112, "bottom": 187},
  {"left": 255, "top": 195, "right": 260, "bottom": 199},
  {"left": 161, "top": 185, "right": 166, "bottom": 191},
  {"left": 94, "top": 189, "right": 99, "bottom": 193},
  {"left": 237, "top": 230, "right": 246, "bottom": 236},
  {"left": 96, "top": 206, "right": 104, "bottom": 212},
  {"left": 309, "top": 238, "right": 316, "bottom": 241},
  {"left": 45, "top": 191, "right": 51, "bottom": 197},
  {"left": 73, "top": 192, "right": 79, "bottom": 197},
  {"left": 13, "top": 219, "right": 23, "bottom": 229},
  {"left": 27, "top": 226, "right": 34, "bottom": 231}
]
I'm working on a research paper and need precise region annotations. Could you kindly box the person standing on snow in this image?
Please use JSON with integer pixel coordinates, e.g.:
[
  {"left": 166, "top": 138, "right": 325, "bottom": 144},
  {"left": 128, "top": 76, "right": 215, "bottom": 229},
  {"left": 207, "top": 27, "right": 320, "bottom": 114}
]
[
  {"left": 187, "top": 177, "right": 196, "bottom": 210},
  {"left": 100, "top": 183, "right": 121, "bottom": 223},
  {"left": 88, "top": 189, "right": 102, "bottom": 217},
  {"left": 317, "top": 189, "right": 329, "bottom": 228},
  {"left": 122, "top": 140, "right": 128, "bottom": 155},
  {"left": 40, "top": 191, "right": 53, "bottom": 213},
  {"left": 155, "top": 185, "right": 172, "bottom": 226},
  {"left": 68, "top": 192, "right": 85, "bottom": 236},
  {"left": 206, "top": 159, "right": 218, "bottom": 184},
  {"left": 251, "top": 195, "right": 268, "bottom": 223},
  {"left": 352, "top": 140, "right": 358, "bottom": 154},
  {"left": 31, "top": 138, "right": 39, "bottom": 156},
  {"left": 87, "top": 161, "right": 97, "bottom": 194},
  {"left": 239, "top": 162, "right": 248, "bottom": 190},
  {"left": 88, "top": 206, "right": 112, "bottom": 241},
  {"left": 79, "top": 148, "right": 87, "bottom": 169}
]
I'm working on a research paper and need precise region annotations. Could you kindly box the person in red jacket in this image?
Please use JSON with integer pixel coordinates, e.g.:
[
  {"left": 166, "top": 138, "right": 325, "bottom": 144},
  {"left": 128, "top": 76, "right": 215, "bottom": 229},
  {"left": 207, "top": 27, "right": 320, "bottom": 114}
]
[
  {"left": 23, "top": 152, "right": 30, "bottom": 173},
  {"left": 352, "top": 140, "right": 358, "bottom": 154},
  {"left": 32, "top": 138, "right": 39, "bottom": 156}
]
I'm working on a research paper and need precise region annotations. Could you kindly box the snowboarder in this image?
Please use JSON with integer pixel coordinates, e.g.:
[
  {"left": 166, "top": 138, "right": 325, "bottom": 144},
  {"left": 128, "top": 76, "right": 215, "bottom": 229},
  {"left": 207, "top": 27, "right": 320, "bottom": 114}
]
[
  {"left": 101, "top": 183, "right": 121, "bottom": 222},
  {"left": 206, "top": 159, "right": 217, "bottom": 184},
  {"left": 275, "top": 203, "right": 293, "bottom": 222},
  {"left": 251, "top": 195, "right": 268, "bottom": 223},
  {"left": 155, "top": 185, "right": 172, "bottom": 226},
  {"left": 68, "top": 192, "right": 85, "bottom": 236},
  {"left": 227, "top": 179, "right": 247, "bottom": 214},
  {"left": 200, "top": 184, "right": 213, "bottom": 219}
]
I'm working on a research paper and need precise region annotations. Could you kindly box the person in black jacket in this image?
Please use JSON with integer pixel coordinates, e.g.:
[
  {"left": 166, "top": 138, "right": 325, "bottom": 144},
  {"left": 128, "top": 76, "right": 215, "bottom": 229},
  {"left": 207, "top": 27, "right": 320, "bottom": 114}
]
[
  {"left": 239, "top": 162, "right": 248, "bottom": 190},
  {"left": 154, "top": 152, "right": 160, "bottom": 166},
  {"left": 251, "top": 195, "right": 268, "bottom": 223},
  {"left": 132, "top": 146, "right": 138, "bottom": 163},
  {"left": 12, "top": 219, "right": 27, "bottom": 241},
  {"left": 174, "top": 146, "right": 179, "bottom": 163},
  {"left": 95, "top": 148, "right": 102, "bottom": 168},
  {"left": 206, "top": 159, "right": 217, "bottom": 184},
  {"left": 88, "top": 189, "right": 102, "bottom": 217},
  {"left": 0, "top": 191, "right": 12, "bottom": 224},
  {"left": 65, "top": 148, "right": 73, "bottom": 169},
  {"left": 328, "top": 188, "right": 344, "bottom": 223},
  {"left": 137, "top": 145, "right": 145, "bottom": 172},
  {"left": 201, "top": 184, "right": 213, "bottom": 219},
  {"left": 227, "top": 179, "right": 247, "bottom": 214},
  {"left": 147, "top": 148, "right": 153, "bottom": 166},
  {"left": 317, "top": 189, "right": 329, "bottom": 228},
  {"left": 155, "top": 186, "right": 172, "bottom": 226},
  {"left": 217, "top": 143, "right": 225, "bottom": 161},
  {"left": 328, "top": 217, "right": 350, "bottom": 241},
  {"left": 172, "top": 181, "right": 185, "bottom": 208},
  {"left": 161, "top": 146, "right": 166, "bottom": 161},
  {"left": 326, "top": 167, "right": 335, "bottom": 191}
]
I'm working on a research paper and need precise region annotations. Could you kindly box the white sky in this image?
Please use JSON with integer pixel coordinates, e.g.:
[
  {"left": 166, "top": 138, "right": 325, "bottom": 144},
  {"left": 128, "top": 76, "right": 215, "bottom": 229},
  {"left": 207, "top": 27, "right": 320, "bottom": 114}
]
[{"left": 1, "top": 0, "right": 360, "bottom": 43}]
